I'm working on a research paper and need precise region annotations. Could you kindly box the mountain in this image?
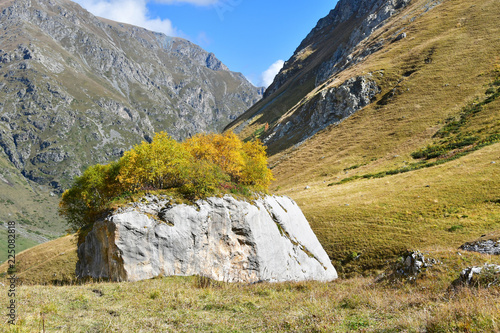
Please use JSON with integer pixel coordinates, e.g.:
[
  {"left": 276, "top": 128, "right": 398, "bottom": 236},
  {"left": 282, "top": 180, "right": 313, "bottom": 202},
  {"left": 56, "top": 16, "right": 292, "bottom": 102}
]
[
  {"left": 0, "top": 0, "right": 262, "bottom": 190},
  {"left": 226, "top": 0, "right": 414, "bottom": 149},
  {"left": 227, "top": 0, "right": 500, "bottom": 273},
  {"left": 0, "top": 0, "right": 262, "bottom": 245}
]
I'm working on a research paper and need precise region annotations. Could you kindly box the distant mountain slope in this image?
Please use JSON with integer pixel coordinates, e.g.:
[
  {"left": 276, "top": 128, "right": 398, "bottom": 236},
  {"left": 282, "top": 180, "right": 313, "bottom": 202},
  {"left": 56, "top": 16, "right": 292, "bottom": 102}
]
[
  {"left": 0, "top": 0, "right": 262, "bottom": 191},
  {"left": 227, "top": 0, "right": 500, "bottom": 273},
  {"left": 0, "top": 0, "right": 262, "bottom": 244},
  {"left": 226, "top": 0, "right": 415, "bottom": 149}
]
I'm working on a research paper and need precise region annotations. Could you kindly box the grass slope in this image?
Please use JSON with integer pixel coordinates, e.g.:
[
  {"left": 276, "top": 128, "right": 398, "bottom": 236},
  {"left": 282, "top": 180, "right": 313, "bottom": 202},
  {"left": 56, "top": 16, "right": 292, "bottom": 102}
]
[
  {"left": 0, "top": 153, "right": 67, "bottom": 263},
  {"left": 0, "top": 248, "right": 498, "bottom": 332},
  {"left": 0, "top": 228, "right": 38, "bottom": 265},
  {"left": 0, "top": 234, "right": 78, "bottom": 285},
  {"left": 282, "top": 143, "right": 500, "bottom": 275},
  {"left": 261, "top": 0, "right": 500, "bottom": 274}
]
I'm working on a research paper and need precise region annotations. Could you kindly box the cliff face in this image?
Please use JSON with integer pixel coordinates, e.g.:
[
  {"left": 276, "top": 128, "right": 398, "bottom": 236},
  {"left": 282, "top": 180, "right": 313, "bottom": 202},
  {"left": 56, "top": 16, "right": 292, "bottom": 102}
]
[
  {"left": 225, "top": 0, "right": 422, "bottom": 151},
  {"left": 76, "top": 195, "right": 337, "bottom": 283},
  {"left": 265, "top": 0, "right": 411, "bottom": 97},
  {"left": 264, "top": 75, "right": 381, "bottom": 146},
  {"left": 0, "top": 0, "right": 262, "bottom": 191}
]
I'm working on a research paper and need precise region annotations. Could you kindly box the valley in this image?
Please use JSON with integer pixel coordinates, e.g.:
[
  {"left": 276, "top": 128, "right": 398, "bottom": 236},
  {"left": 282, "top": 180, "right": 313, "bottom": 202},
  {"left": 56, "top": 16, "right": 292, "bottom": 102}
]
[{"left": 0, "top": 0, "right": 499, "bottom": 331}]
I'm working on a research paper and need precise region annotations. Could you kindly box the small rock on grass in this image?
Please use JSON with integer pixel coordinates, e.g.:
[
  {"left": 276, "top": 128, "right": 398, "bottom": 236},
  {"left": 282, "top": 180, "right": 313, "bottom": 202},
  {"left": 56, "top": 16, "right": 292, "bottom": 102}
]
[{"left": 452, "top": 264, "right": 500, "bottom": 288}]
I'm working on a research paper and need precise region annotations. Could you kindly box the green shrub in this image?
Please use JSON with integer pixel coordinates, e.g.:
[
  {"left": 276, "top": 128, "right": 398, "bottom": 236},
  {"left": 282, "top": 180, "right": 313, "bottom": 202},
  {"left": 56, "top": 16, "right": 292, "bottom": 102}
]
[
  {"left": 59, "top": 162, "right": 121, "bottom": 229},
  {"left": 448, "top": 225, "right": 464, "bottom": 232}
]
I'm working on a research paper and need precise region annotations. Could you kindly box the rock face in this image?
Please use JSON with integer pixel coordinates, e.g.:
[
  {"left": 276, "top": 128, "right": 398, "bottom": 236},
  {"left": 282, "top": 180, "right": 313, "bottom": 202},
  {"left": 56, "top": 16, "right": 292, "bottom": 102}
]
[
  {"left": 266, "top": 0, "right": 412, "bottom": 96},
  {"left": 76, "top": 195, "right": 337, "bottom": 283},
  {"left": 0, "top": 0, "right": 262, "bottom": 192},
  {"left": 264, "top": 75, "right": 380, "bottom": 146},
  {"left": 459, "top": 239, "right": 500, "bottom": 255}
]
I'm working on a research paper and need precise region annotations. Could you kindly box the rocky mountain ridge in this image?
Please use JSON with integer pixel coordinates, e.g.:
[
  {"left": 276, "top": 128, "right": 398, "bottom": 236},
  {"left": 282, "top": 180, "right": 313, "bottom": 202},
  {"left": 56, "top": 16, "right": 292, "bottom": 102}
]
[
  {"left": 0, "top": 0, "right": 262, "bottom": 192},
  {"left": 226, "top": 0, "right": 443, "bottom": 151},
  {"left": 265, "top": 0, "right": 412, "bottom": 98}
]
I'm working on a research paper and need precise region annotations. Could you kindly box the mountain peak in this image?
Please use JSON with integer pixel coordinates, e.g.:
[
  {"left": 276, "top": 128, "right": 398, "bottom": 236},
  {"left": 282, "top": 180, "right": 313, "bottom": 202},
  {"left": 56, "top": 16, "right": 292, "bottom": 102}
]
[{"left": 265, "top": 0, "right": 411, "bottom": 98}]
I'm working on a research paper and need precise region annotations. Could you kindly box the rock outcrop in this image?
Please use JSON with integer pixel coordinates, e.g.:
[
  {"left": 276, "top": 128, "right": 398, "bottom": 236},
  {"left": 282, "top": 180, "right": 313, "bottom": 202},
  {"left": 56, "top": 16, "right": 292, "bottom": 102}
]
[
  {"left": 266, "top": 0, "right": 412, "bottom": 96},
  {"left": 76, "top": 195, "right": 337, "bottom": 283},
  {"left": 377, "top": 250, "right": 439, "bottom": 283},
  {"left": 393, "top": 251, "right": 438, "bottom": 279},
  {"left": 459, "top": 237, "right": 500, "bottom": 255},
  {"left": 264, "top": 75, "right": 380, "bottom": 146},
  {"left": 453, "top": 264, "right": 500, "bottom": 288}
]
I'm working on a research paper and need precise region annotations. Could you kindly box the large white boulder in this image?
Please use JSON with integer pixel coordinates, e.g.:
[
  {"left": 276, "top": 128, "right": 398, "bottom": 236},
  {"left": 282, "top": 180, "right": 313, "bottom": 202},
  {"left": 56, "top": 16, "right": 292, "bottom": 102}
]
[{"left": 76, "top": 194, "right": 337, "bottom": 283}]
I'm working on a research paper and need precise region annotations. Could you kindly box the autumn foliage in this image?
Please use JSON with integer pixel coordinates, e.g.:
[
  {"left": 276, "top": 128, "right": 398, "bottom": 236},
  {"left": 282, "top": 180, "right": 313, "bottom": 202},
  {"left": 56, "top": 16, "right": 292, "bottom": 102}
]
[{"left": 60, "top": 132, "right": 273, "bottom": 229}]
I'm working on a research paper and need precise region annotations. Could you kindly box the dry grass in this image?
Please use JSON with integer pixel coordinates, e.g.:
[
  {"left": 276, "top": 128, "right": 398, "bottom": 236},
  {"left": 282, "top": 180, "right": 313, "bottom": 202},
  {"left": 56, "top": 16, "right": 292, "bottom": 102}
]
[
  {"left": 476, "top": 231, "right": 500, "bottom": 243},
  {"left": 0, "top": 228, "right": 498, "bottom": 332},
  {"left": 277, "top": 143, "right": 500, "bottom": 275},
  {"left": 0, "top": 249, "right": 498, "bottom": 332},
  {"left": 0, "top": 234, "right": 78, "bottom": 285}
]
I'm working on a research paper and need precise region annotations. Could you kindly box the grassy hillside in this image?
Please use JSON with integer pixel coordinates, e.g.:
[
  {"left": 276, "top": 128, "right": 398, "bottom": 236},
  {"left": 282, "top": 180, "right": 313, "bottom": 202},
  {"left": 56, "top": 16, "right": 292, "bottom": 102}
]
[
  {"left": 228, "top": 0, "right": 500, "bottom": 154},
  {"left": 0, "top": 228, "right": 38, "bottom": 265},
  {"left": 0, "top": 234, "right": 77, "bottom": 284},
  {"left": 240, "top": 0, "right": 500, "bottom": 274},
  {"left": 0, "top": 153, "right": 67, "bottom": 263},
  {"left": 0, "top": 154, "right": 64, "bottom": 235},
  {"left": 282, "top": 143, "right": 500, "bottom": 275}
]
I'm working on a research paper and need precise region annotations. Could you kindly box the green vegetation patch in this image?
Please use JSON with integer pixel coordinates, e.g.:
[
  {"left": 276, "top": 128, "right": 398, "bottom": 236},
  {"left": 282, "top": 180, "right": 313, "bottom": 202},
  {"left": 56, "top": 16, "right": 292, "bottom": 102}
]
[
  {"left": 247, "top": 124, "right": 269, "bottom": 141},
  {"left": 0, "top": 228, "right": 39, "bottom": 264},
  {"left": 413, "top": 81, "right": 500, "bottom": 160}
]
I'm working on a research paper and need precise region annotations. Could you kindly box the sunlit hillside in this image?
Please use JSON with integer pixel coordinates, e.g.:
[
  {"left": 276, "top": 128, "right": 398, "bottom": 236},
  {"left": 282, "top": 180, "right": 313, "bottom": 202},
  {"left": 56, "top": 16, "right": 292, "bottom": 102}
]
[{"left": 229, "top": 0, "right": 500, "bottom": 274}]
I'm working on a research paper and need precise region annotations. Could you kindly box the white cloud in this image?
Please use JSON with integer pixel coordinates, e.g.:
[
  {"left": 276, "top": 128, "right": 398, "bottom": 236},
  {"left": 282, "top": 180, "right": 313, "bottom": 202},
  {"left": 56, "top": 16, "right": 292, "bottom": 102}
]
[
  {"left": 74, "top": 0, "right": 177, "bottom": 36},
  {"left": 196, "top": 31, "right": 211, "bottom": 47},
  {"left": 261, "top": 60, "right": 284, "bottom": 87}
]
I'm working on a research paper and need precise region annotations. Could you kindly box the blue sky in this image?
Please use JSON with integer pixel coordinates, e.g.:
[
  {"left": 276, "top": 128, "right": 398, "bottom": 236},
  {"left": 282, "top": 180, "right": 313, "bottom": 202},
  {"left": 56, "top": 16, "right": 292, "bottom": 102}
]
[{"left": 73, "top": 0, "right": 336, "bottom": 87}]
